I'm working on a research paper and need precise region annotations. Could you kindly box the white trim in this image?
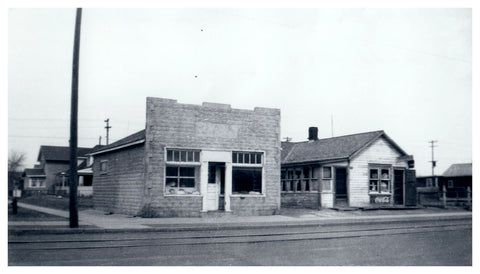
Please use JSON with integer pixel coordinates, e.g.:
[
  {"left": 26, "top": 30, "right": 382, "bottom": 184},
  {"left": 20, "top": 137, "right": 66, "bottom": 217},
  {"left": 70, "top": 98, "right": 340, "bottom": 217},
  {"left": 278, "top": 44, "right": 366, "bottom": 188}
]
[{"left": 89, "top": 139, "right": 145, "bottom": 156}]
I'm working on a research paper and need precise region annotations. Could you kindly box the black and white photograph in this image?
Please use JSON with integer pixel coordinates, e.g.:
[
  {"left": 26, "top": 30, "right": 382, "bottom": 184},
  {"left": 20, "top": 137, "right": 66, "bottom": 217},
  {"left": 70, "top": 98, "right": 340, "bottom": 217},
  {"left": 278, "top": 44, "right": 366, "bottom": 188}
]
[{"left": 5, "top": 1, "right": 475, "bottom": 267}]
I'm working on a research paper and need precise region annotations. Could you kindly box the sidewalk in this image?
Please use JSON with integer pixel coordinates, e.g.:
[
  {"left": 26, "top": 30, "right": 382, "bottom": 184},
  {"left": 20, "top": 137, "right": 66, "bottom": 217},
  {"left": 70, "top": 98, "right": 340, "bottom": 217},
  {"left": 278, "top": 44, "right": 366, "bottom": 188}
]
[{"left": 9, "top": 202, "right": 472, "bottom": 234}]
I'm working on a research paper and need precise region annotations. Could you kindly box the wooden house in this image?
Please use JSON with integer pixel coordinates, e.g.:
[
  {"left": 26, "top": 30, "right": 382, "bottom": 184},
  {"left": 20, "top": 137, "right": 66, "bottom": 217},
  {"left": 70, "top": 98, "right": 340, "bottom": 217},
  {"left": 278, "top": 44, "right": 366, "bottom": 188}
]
[{"left": 281, "top": 128, "right": 417, "bottom": 208}]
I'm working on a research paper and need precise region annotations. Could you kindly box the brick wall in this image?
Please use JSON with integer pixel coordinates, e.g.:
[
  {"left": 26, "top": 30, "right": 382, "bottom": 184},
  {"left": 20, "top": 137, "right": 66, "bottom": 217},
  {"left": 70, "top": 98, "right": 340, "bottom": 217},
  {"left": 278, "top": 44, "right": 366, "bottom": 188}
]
[
  {"left": 92, "top": 144, "right": 146, "bottom": 215},
  {"left": 281, "top": 192, "right": 320, "bottom": 209},
  {"left": 145, "top": 97, "right": 281, "bottom": 216}
]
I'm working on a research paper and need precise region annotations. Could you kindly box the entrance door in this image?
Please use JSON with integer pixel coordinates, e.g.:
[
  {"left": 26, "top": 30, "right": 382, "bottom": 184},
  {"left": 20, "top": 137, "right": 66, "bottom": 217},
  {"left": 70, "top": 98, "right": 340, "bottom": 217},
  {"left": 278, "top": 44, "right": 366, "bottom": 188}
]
[
  {"left": 393, "top": 169, "right": 404, "bottom": 205},
  {"left": 206, "top": 162, "right": 225, "bottom": 211},
  {"left": 335, "top": 168, "right": 347, "bottom": 206}
]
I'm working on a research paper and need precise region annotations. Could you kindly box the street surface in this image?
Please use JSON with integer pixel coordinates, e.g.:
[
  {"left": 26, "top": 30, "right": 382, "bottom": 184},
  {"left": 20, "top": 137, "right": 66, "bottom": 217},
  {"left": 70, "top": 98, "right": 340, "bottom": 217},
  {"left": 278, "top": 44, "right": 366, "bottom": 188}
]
[{"left": 9, "top": 218, "right": 471, "bottom": 266}]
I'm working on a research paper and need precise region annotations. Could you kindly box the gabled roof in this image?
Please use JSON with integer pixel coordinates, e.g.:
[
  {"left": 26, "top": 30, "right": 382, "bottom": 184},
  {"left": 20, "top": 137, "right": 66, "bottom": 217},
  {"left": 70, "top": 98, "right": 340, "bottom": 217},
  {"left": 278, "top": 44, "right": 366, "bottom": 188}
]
[
  {"left": 281, "top": 130, "right": 408, "bottom": 165},
  {"left": 23, "top": 168, "right": 45, "bottom": 177},
  {"left": 89, "top": 129, "right": 146, "bottom": 155},
  {"left": 442, "top": 163, "right": 472, "bottom": 177},
  {"left": 37, "top": 145, "right": 91, "bottom": 162}
]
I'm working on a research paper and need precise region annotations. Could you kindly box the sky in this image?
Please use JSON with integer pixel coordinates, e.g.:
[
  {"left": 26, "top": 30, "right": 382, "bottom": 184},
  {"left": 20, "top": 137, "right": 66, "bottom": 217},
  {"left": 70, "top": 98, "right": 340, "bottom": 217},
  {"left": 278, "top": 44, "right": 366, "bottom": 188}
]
[{"left": 7, "top": 8, "right": 473, "bottom": 176}]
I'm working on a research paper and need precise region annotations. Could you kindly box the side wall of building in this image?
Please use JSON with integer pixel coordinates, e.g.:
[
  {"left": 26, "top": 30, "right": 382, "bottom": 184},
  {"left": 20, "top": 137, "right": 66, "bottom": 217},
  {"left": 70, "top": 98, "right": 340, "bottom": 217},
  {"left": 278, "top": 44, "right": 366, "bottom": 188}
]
[
  {"left": 144, "top": 97, "right": 281, "bottom": 217},
  {"left": 92, "top": 144, "right": 146, "bottom": 215},
  {"left": 43, "top": 161, "right": 70, "bottom": 193},
  {"left": 349, "top": 137, "right": 409, "bottom": 207}
]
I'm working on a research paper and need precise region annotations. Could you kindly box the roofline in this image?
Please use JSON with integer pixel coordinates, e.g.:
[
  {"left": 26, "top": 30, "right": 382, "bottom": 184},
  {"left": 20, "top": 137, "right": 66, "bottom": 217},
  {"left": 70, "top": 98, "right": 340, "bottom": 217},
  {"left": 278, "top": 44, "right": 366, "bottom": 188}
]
[
  {"left": 349, "top": 131, "right": 408, "bottom": 160},
  {"left": 282, "top": 157, "right": 349, "bottom": 167},
  {"left": 88, "top": 139, "right": 145, "bottom": 156}
]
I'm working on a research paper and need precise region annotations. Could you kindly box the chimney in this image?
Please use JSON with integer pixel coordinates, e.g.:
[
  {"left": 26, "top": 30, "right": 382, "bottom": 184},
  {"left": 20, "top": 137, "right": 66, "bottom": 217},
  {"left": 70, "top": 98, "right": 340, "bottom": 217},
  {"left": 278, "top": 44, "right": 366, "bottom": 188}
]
[{"left": 308, "top": 127, "right": 318, "bottom": 141}]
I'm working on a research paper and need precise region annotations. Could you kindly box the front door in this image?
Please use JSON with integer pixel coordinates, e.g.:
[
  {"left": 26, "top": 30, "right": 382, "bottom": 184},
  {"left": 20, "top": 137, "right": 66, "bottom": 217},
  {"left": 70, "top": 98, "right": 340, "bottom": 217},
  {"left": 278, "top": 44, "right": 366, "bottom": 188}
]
[
  {"left": 394, "top": 169, "right": 404, "bottom": 205},
  {"left": 335, "top": 168, "right": 347, "bottom": 206},
  {"left": 206, "top": 162, "right": 224, "bottom": 211}
]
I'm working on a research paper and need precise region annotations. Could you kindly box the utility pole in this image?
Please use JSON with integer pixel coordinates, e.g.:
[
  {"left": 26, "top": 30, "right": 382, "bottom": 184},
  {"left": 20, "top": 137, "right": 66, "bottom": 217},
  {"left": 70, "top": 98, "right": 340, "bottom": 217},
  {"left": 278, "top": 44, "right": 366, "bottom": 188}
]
[
  {"left": 104, "top": 119, "right": 111, "bottom": 145},
  {"left": 331, "top": 115, "right": 334, "bottom": 137},
  {"left": 69, "top": 7, "right": 82, "bottom": 228},
  {"left": 429, "top": 140, "right": 438, "bottom": 176}
]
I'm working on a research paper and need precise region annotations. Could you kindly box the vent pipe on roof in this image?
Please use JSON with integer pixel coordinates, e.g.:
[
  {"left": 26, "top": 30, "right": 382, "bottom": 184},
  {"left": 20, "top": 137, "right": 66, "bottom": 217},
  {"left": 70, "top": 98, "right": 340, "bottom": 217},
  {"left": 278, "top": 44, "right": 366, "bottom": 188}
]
[{"left": 308, "top": 127, "right": 318, "bottom": 141}]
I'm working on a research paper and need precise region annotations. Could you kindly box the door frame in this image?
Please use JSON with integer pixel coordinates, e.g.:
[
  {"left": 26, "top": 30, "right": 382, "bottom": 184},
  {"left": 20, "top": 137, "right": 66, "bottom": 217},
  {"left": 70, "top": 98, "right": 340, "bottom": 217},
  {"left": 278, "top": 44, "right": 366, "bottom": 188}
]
[
  {"left": 393, "top": 168, "right": 405, "bottom": 205},
  {"left": 334, "top": 167, "right": 348, "bottom": 206}
]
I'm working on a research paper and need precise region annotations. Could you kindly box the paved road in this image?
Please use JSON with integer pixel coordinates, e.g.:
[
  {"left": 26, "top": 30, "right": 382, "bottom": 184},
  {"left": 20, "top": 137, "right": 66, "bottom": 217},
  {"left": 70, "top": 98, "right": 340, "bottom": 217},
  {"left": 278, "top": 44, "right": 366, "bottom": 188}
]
[{"left": 9, "top": 218, "right": 471, "bottom": 266}]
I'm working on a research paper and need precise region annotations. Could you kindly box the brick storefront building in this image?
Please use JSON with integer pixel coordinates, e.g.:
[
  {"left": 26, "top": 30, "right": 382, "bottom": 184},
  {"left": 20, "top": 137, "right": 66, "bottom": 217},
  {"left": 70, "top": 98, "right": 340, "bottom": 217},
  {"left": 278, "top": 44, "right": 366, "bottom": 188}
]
[{"left": 90, "top": 97, "right": 281, "bottom": 217}]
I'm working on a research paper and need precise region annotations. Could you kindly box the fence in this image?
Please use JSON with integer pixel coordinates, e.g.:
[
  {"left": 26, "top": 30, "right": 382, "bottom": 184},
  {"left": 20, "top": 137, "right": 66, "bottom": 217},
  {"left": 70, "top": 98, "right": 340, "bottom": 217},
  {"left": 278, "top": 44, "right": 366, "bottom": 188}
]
[{"left": 417, "top": 186, "right": 471, "bottom": 209}]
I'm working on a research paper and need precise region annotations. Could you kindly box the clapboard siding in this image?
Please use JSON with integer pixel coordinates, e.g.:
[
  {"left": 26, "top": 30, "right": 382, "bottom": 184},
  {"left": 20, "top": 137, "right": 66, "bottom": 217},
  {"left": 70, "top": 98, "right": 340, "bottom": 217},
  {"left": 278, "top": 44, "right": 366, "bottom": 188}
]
[{"left": 349, "top": 137, "right": 408, "bottom": 207}]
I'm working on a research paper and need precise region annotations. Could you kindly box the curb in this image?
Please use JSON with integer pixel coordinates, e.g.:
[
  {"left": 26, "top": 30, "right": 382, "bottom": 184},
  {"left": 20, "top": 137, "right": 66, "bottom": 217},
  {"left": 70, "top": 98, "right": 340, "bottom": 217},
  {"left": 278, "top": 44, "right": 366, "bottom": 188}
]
[{"left": 9, "top": 212, "right": 472, "bottom": 236}]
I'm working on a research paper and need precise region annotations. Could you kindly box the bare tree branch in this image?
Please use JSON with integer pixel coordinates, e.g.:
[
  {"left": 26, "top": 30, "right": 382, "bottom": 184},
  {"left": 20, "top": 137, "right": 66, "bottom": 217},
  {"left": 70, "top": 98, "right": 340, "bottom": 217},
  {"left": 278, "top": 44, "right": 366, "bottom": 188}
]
[{"left": 8, "top": 150, "right": 26, "bottom": 173}]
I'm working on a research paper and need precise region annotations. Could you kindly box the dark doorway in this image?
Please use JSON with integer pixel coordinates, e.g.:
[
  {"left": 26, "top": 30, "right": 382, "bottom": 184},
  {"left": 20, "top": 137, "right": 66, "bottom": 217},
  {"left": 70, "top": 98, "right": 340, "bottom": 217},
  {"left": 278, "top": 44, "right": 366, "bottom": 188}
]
[
  {"left": 335, "top": 168, "right": 347, "bottom": 206},
  {"left": 394, "top": 169, "right": 404, "bottom": 205}
]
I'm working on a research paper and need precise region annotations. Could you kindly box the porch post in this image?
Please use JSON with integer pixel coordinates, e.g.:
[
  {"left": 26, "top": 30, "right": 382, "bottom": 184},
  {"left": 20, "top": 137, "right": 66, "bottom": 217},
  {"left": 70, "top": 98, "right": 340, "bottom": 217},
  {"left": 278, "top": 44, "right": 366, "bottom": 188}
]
[
  {"left": 225, "top": 162, "right": 232, "bottom": 212},
  {"left": 200, "top": 161, "right": 208, "bottom": 212}
]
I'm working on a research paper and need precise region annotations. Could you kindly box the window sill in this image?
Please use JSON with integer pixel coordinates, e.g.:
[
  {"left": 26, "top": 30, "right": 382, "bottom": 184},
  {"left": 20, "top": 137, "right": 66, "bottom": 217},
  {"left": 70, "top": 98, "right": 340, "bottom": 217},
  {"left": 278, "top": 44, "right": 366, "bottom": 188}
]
[
  {"left": 164, "top": 194, "right": 202, "bottom": 197},
  {"left": 231, "top": 194, "right": 265, "bottom": 198},
  {"left": 368, "top": 192, "right": 392, "bottom": 195}
]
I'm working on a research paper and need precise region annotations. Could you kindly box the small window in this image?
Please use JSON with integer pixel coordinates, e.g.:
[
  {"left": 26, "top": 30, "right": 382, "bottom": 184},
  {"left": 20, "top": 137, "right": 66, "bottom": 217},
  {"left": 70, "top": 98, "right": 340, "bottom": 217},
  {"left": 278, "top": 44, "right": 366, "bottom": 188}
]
[
  {"left": 232, "top": 152, "right": 263, "bottom": 165},
  {"left": 166, "top": 149, "right": 200, "bottom": 163},
  {"left": 426, "top": 178, "right": 433, "bottom": 187},
  {"left": 100, "top": 160, "right": 108, "bottom": 174},
  {"left": 447, "top": 180, "right": 454, "bottom": 188},
  {"left": 369, "top": 166, "right": 391, "bottom": 193},
  {"left": 322, "top": 167, "right": 332, "bottom": 179}
]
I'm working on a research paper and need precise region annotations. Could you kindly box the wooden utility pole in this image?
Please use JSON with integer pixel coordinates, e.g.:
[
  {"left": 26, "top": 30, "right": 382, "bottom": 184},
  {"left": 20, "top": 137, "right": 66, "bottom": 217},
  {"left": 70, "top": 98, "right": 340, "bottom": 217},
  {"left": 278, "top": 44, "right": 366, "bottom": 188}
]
[
  {"left": 69, "top": 7, "right": 82, "bottom": 228},
  {"left": 429, "top": 140, "right": 438, "bottom": 176},
  {"left": 105, "top": 118, "right": 111, "bottom": 145}
]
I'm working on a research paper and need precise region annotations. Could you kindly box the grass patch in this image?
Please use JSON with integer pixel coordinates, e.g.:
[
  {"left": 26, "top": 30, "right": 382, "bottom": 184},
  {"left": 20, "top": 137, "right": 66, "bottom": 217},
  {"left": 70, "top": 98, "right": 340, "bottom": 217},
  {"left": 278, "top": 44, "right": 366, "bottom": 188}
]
[{"left": 18, "top": 194, "right": 93, "bottom": 211}]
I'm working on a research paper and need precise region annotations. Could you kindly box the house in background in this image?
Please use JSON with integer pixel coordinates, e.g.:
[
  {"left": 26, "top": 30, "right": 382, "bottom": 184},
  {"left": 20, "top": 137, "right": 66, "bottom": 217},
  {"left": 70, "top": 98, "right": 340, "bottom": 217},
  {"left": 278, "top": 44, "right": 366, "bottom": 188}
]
[
  {"left": 441, "top": 163, "right": 472, "bottom": 199},
  {"left": 22, "top": 168, "right": 47, "bottom": 195},
  {"left": 89, "top": 97, "right": 281, "bottom": 217},
  {"left": 22, "top": 145, "right": 93, "bottom": 196},
  {"left": 281, "top": 128, "right": 416, "bottom": 209}
]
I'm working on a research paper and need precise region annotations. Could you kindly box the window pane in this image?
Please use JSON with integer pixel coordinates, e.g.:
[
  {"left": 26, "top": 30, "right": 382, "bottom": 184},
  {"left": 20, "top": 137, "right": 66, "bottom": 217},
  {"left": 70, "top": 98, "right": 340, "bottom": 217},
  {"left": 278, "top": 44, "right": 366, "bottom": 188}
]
[
  {"left": 180, "top": 178, "right": 195, "bottom": 188},
  {"left": 194, "top": 151, "right": 200, "bottom": 162},
  {"left": 381, "top": 169, "right": 389, "bottom": 179},
  {"left": 370, "top": 169, "right": 378, "bottom": 179},
  {"left": 256, "top": 153, "right": 262, "bottom": 164},
  {"left": 370, "top": 180, "right": 378, "bottom": 192},
  {"left": 166, "top": 166, "right": 178, "bottom": 177},
  {"left": 174, "top": 151, "right": 180, "bottom": 161},
  {"left": 380, "top": 181, "right": 389, "bottom": 192},
  {"left": 232, "top": 167, "right": 262, "bottom": 193},
  {"left": 232, "top": 152, "right": 237, "bottom": 163},
  {"left": 180, "top": 151, "right": 187, "bottom": 162},
  {"left": 238, "top": 153, "right": 244, "bottom": 164},
  {"left": 244, "top": 153, "right": 250, "bottom": 164},
  {"left": 323, "top": 167, "right": 331, "bottom": 178},
  {"left": 167, "top": 150, "right": 173, "bottom": 161},
  {"left": 208, "top": 166, "right": 216, "bottom": 184},
  {"left": 180, "top": 167, "right": 195, "bottom": 177},
  {"left": 166, "top": 178, "right": 178, "bottom": 187},
  {"left": 187, "top": 151, "right": 193, "bottom": 162}
]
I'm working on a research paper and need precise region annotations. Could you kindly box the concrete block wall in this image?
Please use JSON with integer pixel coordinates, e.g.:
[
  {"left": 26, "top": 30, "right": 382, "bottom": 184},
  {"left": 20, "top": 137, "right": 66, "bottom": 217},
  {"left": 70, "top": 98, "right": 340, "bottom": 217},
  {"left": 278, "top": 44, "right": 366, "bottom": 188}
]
[
  {"left": 145, "top": 97, "right": 281, "bottom": 216},
  {"left": 92, "top": 144, "right": 146, "bottom": 215}
]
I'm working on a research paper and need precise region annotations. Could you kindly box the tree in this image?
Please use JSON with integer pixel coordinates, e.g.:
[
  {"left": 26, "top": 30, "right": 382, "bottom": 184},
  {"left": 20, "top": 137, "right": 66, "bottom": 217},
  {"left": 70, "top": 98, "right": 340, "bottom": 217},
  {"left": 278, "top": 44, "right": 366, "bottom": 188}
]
[
  {"left": 8, "top": 150, "right": 26, "bottom": 172},
  {"left": 8, "top": 150, "right": 26, "bottom": 195}
]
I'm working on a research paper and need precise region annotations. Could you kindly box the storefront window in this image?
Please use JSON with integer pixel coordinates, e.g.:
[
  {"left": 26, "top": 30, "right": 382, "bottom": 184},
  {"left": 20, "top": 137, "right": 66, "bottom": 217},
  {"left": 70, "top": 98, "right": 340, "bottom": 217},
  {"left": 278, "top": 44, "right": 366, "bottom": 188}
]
[
  {"left": 232, "top": 151, "right": 263, "bottom": 195},
  {"left": 165, "top": 148, "right": 201, "bottom": 195}
]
